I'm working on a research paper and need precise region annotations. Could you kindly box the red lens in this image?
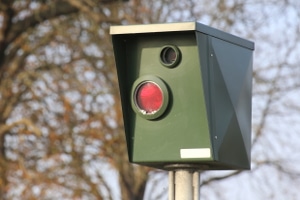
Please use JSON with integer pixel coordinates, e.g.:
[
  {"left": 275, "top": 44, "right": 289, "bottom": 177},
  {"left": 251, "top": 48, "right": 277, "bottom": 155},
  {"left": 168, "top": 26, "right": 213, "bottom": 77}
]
[{"left": 136, "top": 82, "right": 163, "bottom": 114}]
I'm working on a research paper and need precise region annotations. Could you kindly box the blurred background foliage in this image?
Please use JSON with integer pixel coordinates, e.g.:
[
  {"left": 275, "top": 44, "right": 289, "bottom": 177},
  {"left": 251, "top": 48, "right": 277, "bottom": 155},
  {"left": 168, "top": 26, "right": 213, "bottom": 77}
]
[{"left": 0, "top": 0, "right": 299, "bottom": 199}]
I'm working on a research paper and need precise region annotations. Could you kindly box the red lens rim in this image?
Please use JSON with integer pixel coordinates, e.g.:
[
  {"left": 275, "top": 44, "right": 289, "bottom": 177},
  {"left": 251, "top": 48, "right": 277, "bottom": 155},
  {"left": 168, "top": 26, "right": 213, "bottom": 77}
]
[
  {"left": 135, "top": 81, "right": 163, "bottom": 114},
  {"left": 131, "top": 75, "right": 169, "bottom": 120}
]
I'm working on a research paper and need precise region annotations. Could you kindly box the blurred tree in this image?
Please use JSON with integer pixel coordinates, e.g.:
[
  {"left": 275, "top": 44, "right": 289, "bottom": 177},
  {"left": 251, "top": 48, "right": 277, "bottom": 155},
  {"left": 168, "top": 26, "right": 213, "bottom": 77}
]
[
  {"left": 0, "top": 0, "right": 300, "bottom": 200},
  {"left": 0, "top": 0, "right": 148, "bottom": 199}
]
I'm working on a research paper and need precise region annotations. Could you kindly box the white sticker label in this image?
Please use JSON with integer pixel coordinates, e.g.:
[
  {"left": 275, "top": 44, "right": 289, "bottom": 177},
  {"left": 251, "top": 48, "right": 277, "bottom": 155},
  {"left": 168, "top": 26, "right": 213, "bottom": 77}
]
[{"left": 180, "top": 148, "right": 211, "bottom": 159}]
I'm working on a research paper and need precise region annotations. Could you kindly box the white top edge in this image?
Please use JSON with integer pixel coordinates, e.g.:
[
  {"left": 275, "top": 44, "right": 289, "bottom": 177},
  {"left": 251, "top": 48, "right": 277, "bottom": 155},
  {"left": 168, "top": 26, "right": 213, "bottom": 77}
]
[{"left": 110, "top": 22, "right": 196, "bottom": 35}]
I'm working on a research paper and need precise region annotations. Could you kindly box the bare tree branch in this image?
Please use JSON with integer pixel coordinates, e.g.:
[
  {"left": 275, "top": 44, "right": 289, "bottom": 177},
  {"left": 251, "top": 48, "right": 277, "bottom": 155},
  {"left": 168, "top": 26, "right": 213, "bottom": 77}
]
[{"left": 201, "top": 170, "right": 243, "bottom": 187}]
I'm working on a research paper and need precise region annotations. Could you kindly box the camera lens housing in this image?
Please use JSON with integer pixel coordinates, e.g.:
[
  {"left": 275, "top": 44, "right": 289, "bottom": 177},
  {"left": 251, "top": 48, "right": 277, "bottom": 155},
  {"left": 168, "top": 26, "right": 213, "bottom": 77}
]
[{"left": 160, "top": 45, "right": 181, "bottom": 68}]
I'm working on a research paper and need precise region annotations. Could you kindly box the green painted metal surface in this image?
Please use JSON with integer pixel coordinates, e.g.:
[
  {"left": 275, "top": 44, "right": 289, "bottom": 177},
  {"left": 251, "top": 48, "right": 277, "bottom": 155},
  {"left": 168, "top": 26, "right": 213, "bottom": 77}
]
[{"left": 110, "top": 22, "right": 254, "bottom": 170}]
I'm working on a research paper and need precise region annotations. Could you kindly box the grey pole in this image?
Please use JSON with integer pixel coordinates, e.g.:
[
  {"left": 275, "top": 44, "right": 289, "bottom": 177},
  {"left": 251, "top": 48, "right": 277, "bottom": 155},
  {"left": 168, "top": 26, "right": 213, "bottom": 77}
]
[
  {"left": 175, "top": 170, "right": 193, "bottom": 200},
  {"left": 169, "top": 171, "right": 175, "bottom": 200},
  {"left": 169, "top": 169, "right": 200, "bottom": 200},
  {"left": 193, "top": 171, "right": 200, "bottom": 200}
]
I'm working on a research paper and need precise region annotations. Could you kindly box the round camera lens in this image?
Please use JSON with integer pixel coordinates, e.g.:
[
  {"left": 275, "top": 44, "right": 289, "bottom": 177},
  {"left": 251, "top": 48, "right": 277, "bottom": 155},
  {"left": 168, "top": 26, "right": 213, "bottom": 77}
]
[
  {"left": 135, "top": 81, "right": 163, "bottom": 114},
  {"left": 162, "top": 48, "right": 176, "bottom": 64},
  {"left": 160, "top": 45, "right": 180, "bottom": 68}
]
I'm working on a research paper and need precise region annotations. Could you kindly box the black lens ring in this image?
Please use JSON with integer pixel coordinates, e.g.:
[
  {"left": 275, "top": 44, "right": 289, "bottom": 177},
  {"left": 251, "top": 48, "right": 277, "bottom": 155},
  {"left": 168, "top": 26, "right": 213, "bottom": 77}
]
[
  {"left": 161, "top": 47, "right": 176, "bottom": 64},
  {"left": 160, "top": 45, "right": 181, "bottom": 68}
]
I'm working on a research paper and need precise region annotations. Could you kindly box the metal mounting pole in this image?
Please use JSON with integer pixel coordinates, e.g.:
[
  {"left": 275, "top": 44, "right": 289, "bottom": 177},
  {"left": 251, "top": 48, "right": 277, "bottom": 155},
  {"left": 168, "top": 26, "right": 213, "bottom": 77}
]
[
  {"left": 168, "top": 168, "right": 200, "bottom": 200},
  {"left": 175, "top": 170, "right": 193, "bottom": 200},
  {"left": 169, "top": 171, "right": 175, "bottom": 200},
  {"left": 193, "top": 171, "right": 200, "bottom": 200}
]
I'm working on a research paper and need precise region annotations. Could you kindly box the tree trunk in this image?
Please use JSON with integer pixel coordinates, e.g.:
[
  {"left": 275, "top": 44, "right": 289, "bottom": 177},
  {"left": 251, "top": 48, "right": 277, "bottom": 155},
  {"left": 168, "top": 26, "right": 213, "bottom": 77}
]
[
  {"left": 0, "top": 132, "right": 7, "bottom": 200},
  {"left": 119, "top": 164, "right": 148, "bottom": 200}
]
